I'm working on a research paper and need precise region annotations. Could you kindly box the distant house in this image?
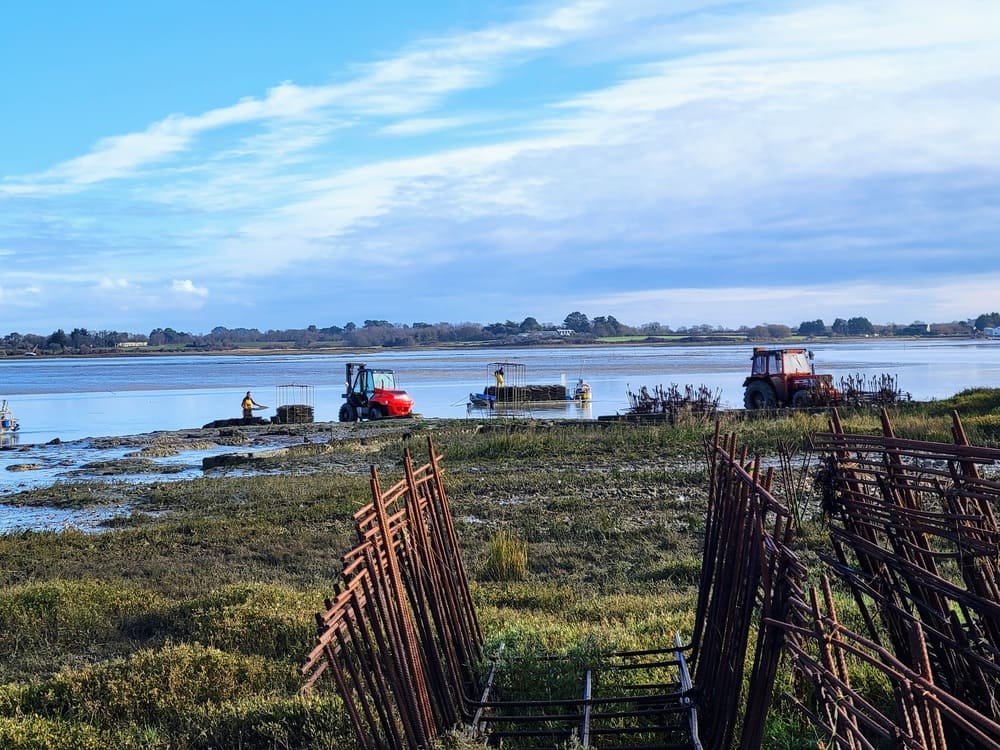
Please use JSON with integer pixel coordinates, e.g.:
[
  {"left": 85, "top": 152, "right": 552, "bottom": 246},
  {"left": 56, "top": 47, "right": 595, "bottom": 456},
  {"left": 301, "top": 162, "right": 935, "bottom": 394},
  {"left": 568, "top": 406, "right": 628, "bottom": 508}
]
[
  {"left": 556, "top": 328, "right": 574, "bottom": 337},
  {"left": 117, "top": 341, "right": 148, "bottom": 349},
  {"left": 518, "top": 330, "right": 562, "bottom": 339}
]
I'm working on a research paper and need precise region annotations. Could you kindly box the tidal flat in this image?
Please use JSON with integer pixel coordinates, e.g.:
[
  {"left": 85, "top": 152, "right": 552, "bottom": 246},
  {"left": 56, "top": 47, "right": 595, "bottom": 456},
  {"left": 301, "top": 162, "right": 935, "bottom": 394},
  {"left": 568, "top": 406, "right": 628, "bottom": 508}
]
[{"left": 1, "top": 391, "right": 999, "bottom": 749}]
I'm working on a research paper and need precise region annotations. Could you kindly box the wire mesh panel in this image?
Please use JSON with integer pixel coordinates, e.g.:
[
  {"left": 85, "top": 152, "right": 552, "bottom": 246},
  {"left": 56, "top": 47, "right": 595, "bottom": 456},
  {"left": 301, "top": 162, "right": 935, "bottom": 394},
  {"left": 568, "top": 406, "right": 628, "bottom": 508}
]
[
  {"left": 274, "top": 383, "right": 314, "bottom": 423},
  {"left": 484, "top": 361, "right": 529, "bottom": 417}
]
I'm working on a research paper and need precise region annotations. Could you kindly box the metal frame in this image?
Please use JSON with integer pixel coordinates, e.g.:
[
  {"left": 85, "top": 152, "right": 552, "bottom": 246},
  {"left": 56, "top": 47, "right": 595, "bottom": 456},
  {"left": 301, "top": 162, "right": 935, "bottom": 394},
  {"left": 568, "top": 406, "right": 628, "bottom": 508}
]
[{"left": 301, "top": 409, "right": 1000, "bottom": 749}]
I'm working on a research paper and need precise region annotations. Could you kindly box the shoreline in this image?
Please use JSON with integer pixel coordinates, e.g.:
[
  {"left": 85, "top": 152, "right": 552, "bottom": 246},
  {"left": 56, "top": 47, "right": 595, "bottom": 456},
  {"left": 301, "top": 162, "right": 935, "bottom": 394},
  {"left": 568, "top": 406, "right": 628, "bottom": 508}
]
[{"left": 0, "top": 333, "right": 979, "bottom": 361}]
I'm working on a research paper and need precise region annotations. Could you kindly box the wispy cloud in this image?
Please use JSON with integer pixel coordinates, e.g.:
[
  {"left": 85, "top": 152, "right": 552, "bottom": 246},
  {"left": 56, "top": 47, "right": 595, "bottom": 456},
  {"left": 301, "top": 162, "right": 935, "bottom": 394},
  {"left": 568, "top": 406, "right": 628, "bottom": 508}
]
[
  {"left": 378, "top": 116, "right": 483, "bottom": 136},
  {"left": 2, "top": 0, "right": 998, "bottom": 331},
  {"left": 1, "top": 0, "right": 614, "bottom": 197}
]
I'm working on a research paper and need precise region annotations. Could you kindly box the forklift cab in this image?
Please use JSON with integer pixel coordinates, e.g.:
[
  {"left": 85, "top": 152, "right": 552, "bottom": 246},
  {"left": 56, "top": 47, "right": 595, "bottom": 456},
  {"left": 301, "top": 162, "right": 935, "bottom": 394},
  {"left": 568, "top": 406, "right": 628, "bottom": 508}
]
[
  {"left": 350, "top": 367, "right": 374, "bottom": 405},
  {"left": 349, "top": 367, "right": 396, "bottom": 401}
]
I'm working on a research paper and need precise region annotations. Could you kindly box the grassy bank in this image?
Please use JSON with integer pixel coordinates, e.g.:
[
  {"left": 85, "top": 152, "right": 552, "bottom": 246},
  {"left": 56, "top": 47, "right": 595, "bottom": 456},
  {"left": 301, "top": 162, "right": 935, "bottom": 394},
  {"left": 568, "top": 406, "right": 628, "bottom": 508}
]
[{"left": 1, "top": 389, "right": 999, "bottom": 748}]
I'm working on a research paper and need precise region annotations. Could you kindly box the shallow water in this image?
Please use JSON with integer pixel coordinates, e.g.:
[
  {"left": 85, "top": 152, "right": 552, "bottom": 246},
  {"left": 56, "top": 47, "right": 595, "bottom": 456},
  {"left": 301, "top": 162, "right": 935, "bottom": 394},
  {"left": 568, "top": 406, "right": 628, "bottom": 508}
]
[
  {"left": 0, "top": 502, "right": 129, "bottom": 534},
  {"left": 2, "top": 338, "right": 1000, "bottom": 515},
  {"left": 3, "top": 339, "right": 1000, "bottom": 446}
]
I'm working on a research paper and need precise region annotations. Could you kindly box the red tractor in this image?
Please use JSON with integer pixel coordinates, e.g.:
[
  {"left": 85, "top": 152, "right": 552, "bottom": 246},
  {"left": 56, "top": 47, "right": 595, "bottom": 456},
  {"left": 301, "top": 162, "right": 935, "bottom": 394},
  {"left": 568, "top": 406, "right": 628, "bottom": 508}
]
[
  {"left": 339, "top": 362, "right": 414, "bottom": 421},
  {"left": 743, "top": 347, "right": 840, "bottom": 409}
]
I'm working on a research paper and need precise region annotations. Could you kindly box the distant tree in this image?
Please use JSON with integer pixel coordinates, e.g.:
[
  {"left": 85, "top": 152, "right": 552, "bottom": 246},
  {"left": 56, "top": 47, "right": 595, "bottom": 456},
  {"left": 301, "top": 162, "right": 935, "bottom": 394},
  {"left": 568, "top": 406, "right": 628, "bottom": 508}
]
[
  {"left": 69, "top": 328, "right": 90, "bottom": 349},
  {"left": 450, "top": 323, "right": 486, "bottom": 341},
  {"left": 747, "top": 324, "right": 791, "bottom": 340},
  {"left": 148, "top": 327, "right": 193, "bottom": 346},
  {"left": 563, "top": 311, "right": 591, "bottom": 333},
  {"left": 897, "top": 320, "right": 930, "bottom": 336},
  {"left": 484, "top": 320, "right": 518, "bottom": 337},
  {"left": 767, "top": 324, "right": 793, "bottom": 339},
  {"left": 974, "top": 312, "right": 1000, "bottom": 331},
  {"left": 797, "top": 319, "right": 826, "bottom": 336},
  {"left": 47, "top": 329, "right": 69, "bottom": 350},
  {"left": 344, "top": 322, "right": 357, "bottom": 332},
  {"left": 363, "top": 320, "right": 391, "bottom": 328},
  {"left": 846, "top": 316, "right": 875, "bottom": 336},
  {"left": 831, "top": 318, "right": 848, "bottom": 335},
  {"left": 932, "top": 323, "right": 968, "bottom": 335},
  {"left": 22, "top": 333, "right": 45, "bottom": 351},
  {"left": 519, "top": 317, "right": 541, "bottom": 333},
  {"left": 591, "top": 315, "right": 626, "bottom": 337}
]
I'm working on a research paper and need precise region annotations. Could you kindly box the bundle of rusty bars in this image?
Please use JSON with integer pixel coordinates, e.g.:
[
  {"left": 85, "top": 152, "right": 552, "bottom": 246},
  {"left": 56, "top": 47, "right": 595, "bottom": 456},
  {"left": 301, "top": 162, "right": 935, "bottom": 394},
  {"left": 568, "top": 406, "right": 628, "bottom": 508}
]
[
  {"left": 299, "top": 438, "right": 483, "bottom": 750},
  {"left": 789, "top": 408, "right": 1000, "bottom": 748},
  {"left": 470, "top": 427, "right": 798, "bottom": 749},
  {"left": 301, "top": 429, "right": 802, "bottom": 749},
  {"left": 688, "top": 426, "right": 803, "bottom": 750},
  {"left": 302, "top": 412, "right": 1000, "bottom": 748}
]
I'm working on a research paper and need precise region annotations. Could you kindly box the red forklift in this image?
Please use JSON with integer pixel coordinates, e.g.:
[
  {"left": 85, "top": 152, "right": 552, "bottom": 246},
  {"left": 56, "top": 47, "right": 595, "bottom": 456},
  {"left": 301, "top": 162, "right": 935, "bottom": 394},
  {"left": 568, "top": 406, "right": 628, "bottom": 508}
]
[{"left": 339, "top": 362, "right": 414, "bottom": 421}]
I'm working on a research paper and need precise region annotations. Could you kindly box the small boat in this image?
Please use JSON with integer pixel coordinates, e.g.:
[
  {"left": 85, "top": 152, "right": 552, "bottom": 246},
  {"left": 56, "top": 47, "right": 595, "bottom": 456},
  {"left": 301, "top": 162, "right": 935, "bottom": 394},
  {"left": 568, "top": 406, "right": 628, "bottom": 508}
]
[
  {"left": 573, "top": 378, "right": 592, "bottom": 401},
  {"left": 0, "top": 400, "right": 20, "bottom": 432},
  {"left": 468, "top": 392, "right": 496, "bottom": 409}
]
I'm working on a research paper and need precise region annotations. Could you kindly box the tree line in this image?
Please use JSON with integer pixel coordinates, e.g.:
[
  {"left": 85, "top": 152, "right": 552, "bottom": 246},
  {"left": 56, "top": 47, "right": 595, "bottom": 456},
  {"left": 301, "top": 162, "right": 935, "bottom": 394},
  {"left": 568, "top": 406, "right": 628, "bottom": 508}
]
[{"left": 0, "top": 311, "right": 987, "bottom": 355}]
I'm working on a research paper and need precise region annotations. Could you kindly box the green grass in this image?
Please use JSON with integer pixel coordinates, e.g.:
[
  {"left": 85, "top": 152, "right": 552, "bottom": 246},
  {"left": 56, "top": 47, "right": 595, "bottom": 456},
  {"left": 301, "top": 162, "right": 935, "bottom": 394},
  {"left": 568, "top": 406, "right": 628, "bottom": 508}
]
[{"left": 0, "top": 398, "right": 993, "bottom": 748}]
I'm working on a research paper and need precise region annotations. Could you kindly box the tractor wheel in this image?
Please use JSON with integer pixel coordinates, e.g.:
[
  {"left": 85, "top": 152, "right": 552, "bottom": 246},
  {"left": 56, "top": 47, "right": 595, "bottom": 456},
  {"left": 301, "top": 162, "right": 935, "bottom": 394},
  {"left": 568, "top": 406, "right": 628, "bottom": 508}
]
[
  {"left": 369, "top": 405, "right": 386, "bottom": 421},
  {"left": 744, "top": 381, "right": 777, "bottom": 410},
  {"left": 791, "top": 390, "right": 813, "bottom": 409},
  {"left": 339, "top": 404, "right": 357, "bottom": 422}
]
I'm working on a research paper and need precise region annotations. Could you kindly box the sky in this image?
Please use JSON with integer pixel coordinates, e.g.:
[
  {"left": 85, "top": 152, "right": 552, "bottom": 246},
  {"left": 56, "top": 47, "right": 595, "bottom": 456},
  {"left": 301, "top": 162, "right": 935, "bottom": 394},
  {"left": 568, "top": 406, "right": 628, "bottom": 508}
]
[{"left": 2, "top": 0, "right": 999, "bottom": 336}]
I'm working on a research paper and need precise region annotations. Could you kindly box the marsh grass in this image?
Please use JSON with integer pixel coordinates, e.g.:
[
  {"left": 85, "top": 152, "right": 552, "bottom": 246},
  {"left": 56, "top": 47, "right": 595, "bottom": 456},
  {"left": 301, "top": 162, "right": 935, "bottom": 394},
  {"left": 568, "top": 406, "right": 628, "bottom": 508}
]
[
  {"left": 481, "top": 528, "right": 529, "bottom": 581},
  {"left": 1, "top": 398, "right": 994, "bottom": 748}
]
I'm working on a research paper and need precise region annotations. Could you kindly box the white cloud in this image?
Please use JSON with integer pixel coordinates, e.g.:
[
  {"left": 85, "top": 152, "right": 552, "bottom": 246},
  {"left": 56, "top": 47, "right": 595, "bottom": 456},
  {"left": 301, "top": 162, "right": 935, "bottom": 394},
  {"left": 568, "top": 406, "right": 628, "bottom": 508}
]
[{"left": 171, "top": 279, "right": 208, "bottom": 298}]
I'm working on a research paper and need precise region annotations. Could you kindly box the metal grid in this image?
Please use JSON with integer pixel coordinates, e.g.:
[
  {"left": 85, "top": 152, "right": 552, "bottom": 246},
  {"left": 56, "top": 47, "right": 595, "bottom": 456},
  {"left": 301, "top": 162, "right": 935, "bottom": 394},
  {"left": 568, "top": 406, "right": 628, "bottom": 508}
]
[
  {"left": 300, "top": 438, "right": 482, "bottom": 748},
  {"left": 484, "top": 361, "right": 529, "bottom": 418},
  {"left": 301, "top": 429, "right": 800, "bottom": 749},
  {"left": 274, "top": 383, "right": 315, "bottom": 423},
  {"left": 301, "top": 411, "right": 1000, "bottom": 749},
  {"left": 799, "top": 408, "right": 1000, "bottom": 748}
]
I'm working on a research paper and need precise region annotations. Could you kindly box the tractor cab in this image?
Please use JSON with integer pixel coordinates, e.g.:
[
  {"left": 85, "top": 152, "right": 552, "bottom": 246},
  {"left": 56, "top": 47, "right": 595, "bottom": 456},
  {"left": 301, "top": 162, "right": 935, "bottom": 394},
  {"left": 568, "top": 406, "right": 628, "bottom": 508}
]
[
  {"left": 749, "top": 348, "right": 813, "bottom": 378},
  {"left": 340, "top": 362, "right": 414, "bottom": 422}
]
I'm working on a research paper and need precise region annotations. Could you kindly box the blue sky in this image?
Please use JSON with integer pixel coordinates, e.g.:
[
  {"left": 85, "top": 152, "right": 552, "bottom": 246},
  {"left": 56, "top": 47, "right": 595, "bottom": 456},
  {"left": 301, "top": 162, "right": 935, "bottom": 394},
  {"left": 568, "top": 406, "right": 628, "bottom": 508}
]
[{"left": 2, "top": 0, "right": 998, "bottom": 335}]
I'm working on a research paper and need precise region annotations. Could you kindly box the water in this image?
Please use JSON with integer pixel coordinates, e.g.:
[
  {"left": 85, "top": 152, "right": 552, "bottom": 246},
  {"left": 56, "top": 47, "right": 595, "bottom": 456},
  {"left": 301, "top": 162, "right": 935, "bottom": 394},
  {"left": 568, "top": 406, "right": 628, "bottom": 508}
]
[
  {"left": 2, "top": 340, "right": 1000, "bottom": 445},
  {"left": 2, "top": 338, "right": 1000, "bottom": 505}
]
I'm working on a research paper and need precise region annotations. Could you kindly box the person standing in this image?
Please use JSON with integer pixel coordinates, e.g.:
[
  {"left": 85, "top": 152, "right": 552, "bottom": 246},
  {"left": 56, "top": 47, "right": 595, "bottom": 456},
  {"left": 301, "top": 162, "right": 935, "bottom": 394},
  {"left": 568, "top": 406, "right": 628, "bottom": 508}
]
[{"left": 242, "top": 391, "right": 262, "bottom": 420}]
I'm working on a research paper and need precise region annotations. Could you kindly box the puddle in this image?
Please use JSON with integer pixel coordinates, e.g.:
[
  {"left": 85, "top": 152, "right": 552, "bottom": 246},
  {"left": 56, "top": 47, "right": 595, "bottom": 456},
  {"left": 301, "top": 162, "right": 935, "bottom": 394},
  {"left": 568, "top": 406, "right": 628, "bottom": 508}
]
[
  {"left": 0, "top": 502, "right": 130, "bottom": 534},
  {"left": 0, "top": 421, "right": 399, "bottom": 532},
  {"left": 0, "top": 435, "right": 309, "bottom": 533}
]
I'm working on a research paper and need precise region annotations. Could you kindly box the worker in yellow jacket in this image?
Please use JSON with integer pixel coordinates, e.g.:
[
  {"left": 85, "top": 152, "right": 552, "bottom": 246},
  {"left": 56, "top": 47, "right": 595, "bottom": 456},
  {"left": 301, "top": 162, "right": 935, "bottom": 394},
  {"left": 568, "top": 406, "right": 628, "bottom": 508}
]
[{"left": 242, "top": 391, "right": 262, "bottom": 419}]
